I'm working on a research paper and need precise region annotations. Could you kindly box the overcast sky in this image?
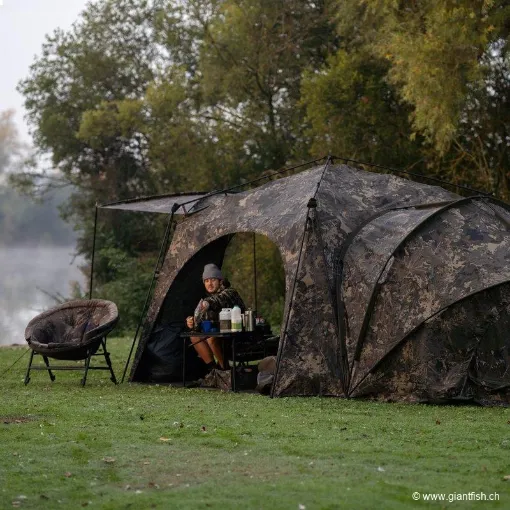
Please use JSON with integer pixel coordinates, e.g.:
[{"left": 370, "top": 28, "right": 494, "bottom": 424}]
[{"left": 0, "top": 0, "right": 90, "bottom": 143}]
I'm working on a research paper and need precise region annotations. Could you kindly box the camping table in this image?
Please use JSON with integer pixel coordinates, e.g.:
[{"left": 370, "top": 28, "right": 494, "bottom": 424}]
[{"left": 180, "top": 331, "right": 264, "bottom": 392}]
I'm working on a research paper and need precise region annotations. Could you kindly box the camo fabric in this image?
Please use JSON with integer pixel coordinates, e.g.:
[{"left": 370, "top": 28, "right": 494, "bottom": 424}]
[
  {"left": 315, "top": 166, "right": 457, "bottom": 293},
  {"left": 352, "top": 284, "right": 510, "bottom": 403},
  {"left": 130, "top": 162, "right": 510, "bottom": 403},
  {"left": 272, "top": 208, "right": 342, "bottom": 396},
  {"left": 341, "top": 205, "right": 448, "bottom": 372},
  {"left": 348, "top": 199, "right": 510, "bottom": 398}
]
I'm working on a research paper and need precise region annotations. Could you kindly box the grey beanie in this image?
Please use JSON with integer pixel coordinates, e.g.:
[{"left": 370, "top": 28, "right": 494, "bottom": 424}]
[{"left": 203, "top": 263, "right": 223, "bottom": 281}]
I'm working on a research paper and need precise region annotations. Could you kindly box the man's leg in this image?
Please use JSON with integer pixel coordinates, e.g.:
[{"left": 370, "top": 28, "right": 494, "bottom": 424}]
[
  {"left": 207, "top": 337, "right": 230, "bottom": 369},
  {"left": 190, "top": 336, "right": 215, "bottom": 364}
]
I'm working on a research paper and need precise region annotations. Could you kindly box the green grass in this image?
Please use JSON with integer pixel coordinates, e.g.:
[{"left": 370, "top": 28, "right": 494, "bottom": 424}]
[{"left": 1, "top": 338, "right": 510, "bottom": 509}]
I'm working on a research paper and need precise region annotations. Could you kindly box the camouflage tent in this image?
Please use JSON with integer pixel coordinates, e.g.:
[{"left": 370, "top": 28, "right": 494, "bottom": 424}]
[{"left": 109, "top": 161, "right": 510, "bottom": 403}]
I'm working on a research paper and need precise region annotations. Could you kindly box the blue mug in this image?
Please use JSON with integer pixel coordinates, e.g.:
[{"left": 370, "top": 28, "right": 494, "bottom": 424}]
[{"left": 201, "top": 320, "right": 212, "bottom": 333}]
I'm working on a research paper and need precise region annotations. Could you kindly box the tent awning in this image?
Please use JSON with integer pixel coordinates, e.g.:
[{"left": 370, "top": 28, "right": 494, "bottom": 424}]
[{"left": 98, "top": 192, "right": 210, "bottom": 214}]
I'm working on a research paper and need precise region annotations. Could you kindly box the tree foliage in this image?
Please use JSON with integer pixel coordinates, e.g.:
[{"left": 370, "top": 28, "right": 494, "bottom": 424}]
[
  {"left": 301, "top": 49, "right": 421, "bottom": 168},
  {"left": 332, "top": 0, "right": 510, "bottom": 148}
]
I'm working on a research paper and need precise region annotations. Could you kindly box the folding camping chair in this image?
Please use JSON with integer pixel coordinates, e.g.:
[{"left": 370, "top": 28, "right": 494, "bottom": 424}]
[{"left": 24, "top": 299, "right": 119, "bottom": 386}]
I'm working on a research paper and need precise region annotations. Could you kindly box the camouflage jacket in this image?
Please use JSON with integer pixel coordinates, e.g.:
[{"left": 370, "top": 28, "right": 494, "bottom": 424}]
[{"left": 194, "top": 281, "right": 246, "bottom": 326}]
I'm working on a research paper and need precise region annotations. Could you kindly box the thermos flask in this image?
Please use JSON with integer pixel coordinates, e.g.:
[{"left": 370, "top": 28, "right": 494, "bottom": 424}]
[{"left": 245, "top": 309, "right": 254, "bottom": 331}]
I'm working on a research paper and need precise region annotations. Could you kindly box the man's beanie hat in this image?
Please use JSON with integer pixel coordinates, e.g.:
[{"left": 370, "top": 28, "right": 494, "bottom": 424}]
[{"left": 203, "top": 263, "right": 223, "bottom": 281}]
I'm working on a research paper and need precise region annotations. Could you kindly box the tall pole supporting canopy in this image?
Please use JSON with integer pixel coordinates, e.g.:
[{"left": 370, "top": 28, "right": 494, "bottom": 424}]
[
  {"left": 253, "top": 233, "right": 258, "bottom": 313},
  {"left": 89, "top": 205, "right": 99, "bottom": 300},
  {"left": 271, "top": 157, "right": 332, "bottom": 397}
]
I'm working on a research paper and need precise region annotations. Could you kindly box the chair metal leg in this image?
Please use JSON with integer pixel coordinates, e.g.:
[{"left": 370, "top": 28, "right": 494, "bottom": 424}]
[
  {"left": 42, "top": 355, "right": 56, "bottom": 382},
  {"left": 24, "top": 350, "right": 35, "bottom": 385},
  {"left": 101, "top": 338, "right": 117, "bottom": 384},
  {"left": 81, "top": 350, "right": 92, "bottom": 387}
]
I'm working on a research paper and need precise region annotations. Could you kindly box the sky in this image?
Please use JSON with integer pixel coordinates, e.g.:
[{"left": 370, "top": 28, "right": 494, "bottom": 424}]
[{"left": 0, "top": 0, "right": 90, "bottom": 143}]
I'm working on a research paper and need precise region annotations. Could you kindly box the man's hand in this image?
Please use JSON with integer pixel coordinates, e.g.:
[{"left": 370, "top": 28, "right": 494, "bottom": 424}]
[{"left": 186, "top": 316, "right": 194, "bottom": 329}]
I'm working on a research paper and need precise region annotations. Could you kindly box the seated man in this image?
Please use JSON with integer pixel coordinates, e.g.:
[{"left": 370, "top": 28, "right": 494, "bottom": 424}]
[{"left": 186, "top": 263, "right": 245, "bottom": 370}]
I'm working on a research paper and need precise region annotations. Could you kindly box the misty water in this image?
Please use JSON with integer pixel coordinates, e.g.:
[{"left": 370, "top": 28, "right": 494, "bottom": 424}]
[{"left": 0, "top": 246, "right": 85, "bottom": 346}]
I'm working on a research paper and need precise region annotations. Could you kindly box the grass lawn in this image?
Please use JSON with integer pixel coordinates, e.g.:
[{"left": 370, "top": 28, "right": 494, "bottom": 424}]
[{"left": 1, "top": 337, "right": 510, "bottom": 509}]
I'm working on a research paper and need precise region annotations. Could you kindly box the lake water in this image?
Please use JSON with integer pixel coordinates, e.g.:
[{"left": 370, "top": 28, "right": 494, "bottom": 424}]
[{"left": 0, "top": 246, "right": 85, "bottom": 345}]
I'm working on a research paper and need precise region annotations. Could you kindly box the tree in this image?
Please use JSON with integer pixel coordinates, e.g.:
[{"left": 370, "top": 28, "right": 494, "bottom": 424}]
[
  {"left": 18, "top": 0, "right": 165, "bottom": 200},
  {"left": 0, "top": 185, "right": 76, "bottom": 246},
  {"left": 79, "top": 0, "right": 336, "bottom": 185},
  {"left": 433, "top": 44, "right": 510, "bottom": 197},
  {"left": 223, "top": 233, "right": 286, "bottom": 331},
  {"left": 301, "top": 50, "right": 423, "bottom": 168},
  {"left": 195, "top": 0, "right": 335, "bottom": 172},
  {"left": 0, "top": 110, "right": 22, "bottom": 178},
  {"left": 332, "top": 0, "right": 510, "bottom": 150},
  {"left": 302, "top": 0, "right": 510, "bottom": 195}
]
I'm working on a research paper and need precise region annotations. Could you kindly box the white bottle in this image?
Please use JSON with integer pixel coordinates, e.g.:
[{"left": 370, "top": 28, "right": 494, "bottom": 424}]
[
  {"left": 231, "top": 306, "right": 242, "bottom": 332},
  {"left": 219, "top": 308, "right": 232, "bottom": 332}
]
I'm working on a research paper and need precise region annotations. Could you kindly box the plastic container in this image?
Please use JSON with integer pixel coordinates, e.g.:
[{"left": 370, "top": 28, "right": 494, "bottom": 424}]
[
  {"left": 219, "top": 308, "right": 232, "bottom": 332},
  {"left": 231, "top": 306, "right": 242, "bottom": 332}
]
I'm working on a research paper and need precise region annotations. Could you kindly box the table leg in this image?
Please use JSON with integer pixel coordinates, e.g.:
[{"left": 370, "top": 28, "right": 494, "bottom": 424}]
[
  {"left": 231, "top": 337, "right": 237, "bottom": 392},
  {"left": 182, "top": 337, "right": 187, "bottom": 387}
]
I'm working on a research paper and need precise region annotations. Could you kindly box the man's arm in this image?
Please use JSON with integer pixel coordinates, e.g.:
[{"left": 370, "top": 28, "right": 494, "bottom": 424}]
[{"left": 204, "top": 287, "right": 245, "bottom": 313}]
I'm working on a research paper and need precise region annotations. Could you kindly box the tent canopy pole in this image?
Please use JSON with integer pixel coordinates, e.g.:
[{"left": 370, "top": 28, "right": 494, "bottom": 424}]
[
  {"left": 88, "top": 205, "right": 99, "bottom": 300},
  {"left": 253, "top": 232, "right": 258, "bottom": 312}
]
